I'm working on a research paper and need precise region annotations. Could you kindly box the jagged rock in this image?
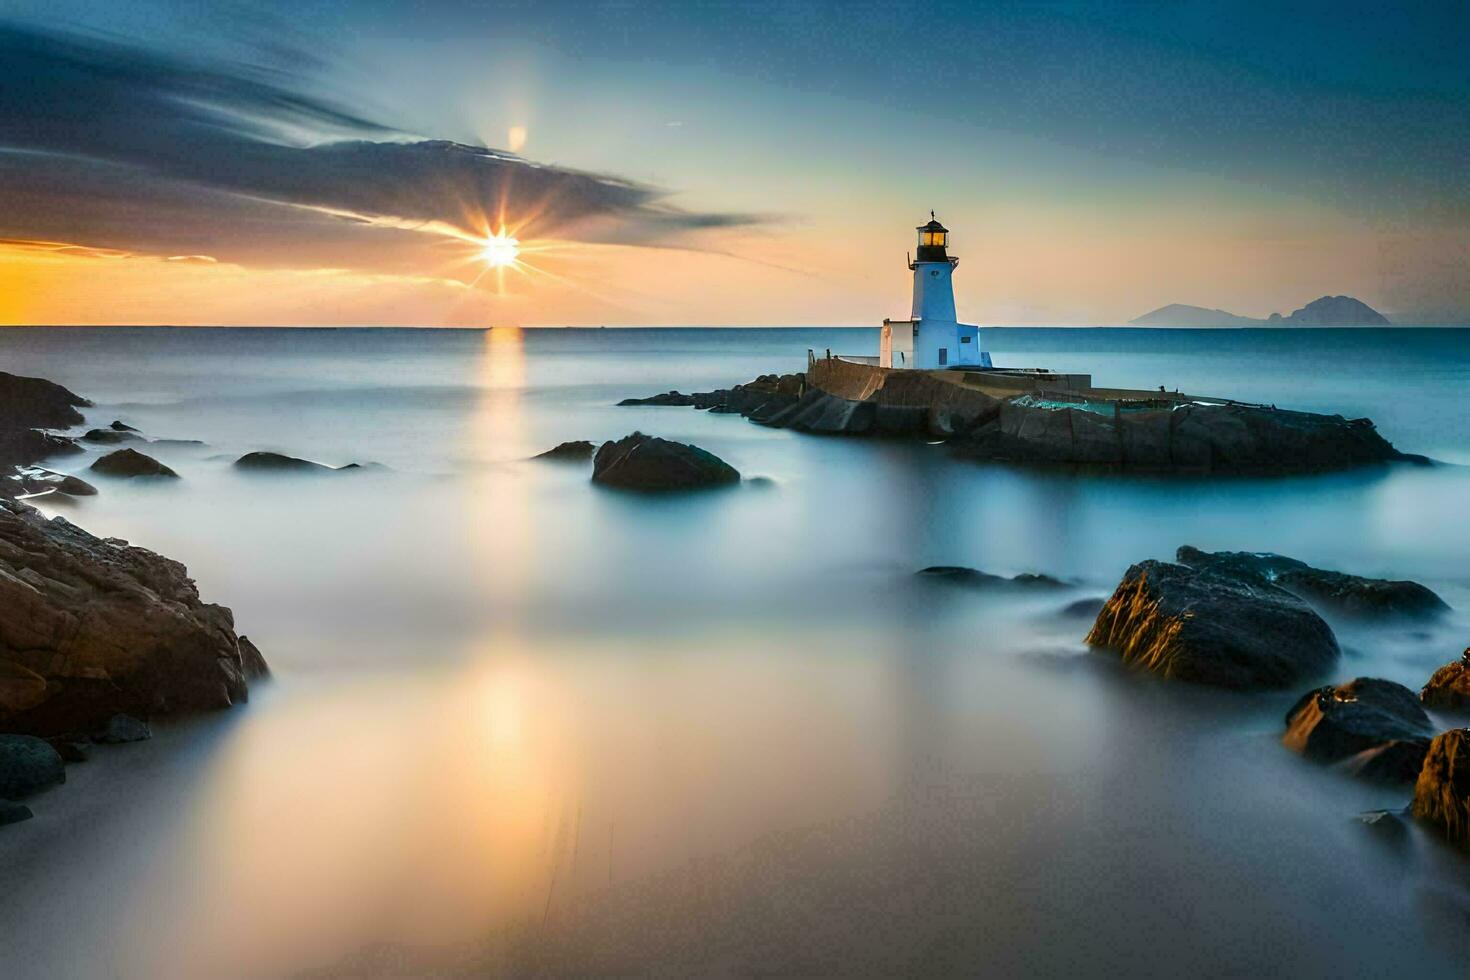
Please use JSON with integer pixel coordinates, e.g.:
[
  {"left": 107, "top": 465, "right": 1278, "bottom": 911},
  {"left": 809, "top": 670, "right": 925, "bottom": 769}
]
[
  {"left": 0, "top": 734, "right": 65, "bottom": 799},
  {"left": 1176, "top": 546, "right": 1448, "bottom": 619},
  {"left": 95, "top": 714, "right": 151, "bottom": 743},
  {"left": 109, "top": 420, "right": 139, "bottom": 432},
  {"left": 90, "top": 448, "right": 178, "bottom": 478},
  {"left": 591, "top": 432, "right": 739, "bottom": 491},
  {"left": 1412, "top": 729, "right": 1470, "bottom": 844},
  {"left": 1422, "top": 650, "right": 1470, "bottom": 712},
  {"left": 532, "top": 440, "right": 596, "bottom": 461},
  {"left": 0, "top": 371, "right": 90, "bottom": 429},
  {"left": 916, "top": 567, "right": 1068, "bottom": 589},
  {"left": 0, "top": 801, "right": 32, "bottom": 825},
  {"left": 0, "top": 498, "right": 268, "bottom": 735},
  {"left": 618, "top": 391, "right": 698, "bottom": 407},
  {"left": 1085, "top": 559, "right": 1339, "bottom": 689},
  {"left": 954, "top": 401, "right": 1410, "bottom": 473},
  {"left": 1282, "top": 678, "right": 1434, "bottom": 783},
  {"left": 81, "top": 427, "right": 141, "bottom": 444}
]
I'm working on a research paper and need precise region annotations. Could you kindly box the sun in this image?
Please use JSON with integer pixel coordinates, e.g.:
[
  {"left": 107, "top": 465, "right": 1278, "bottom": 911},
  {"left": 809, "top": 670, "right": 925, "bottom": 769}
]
[{"left": 479, "top": 231, "right": 520, "bottom": 268}]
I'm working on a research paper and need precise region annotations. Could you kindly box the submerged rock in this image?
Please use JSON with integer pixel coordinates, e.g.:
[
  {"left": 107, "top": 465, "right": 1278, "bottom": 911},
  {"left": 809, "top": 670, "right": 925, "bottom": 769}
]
[
  {"left": 532, "top": 440, "right": 596, "bottom": 462},
  {"left": 90, "top": 448, "right": 178, "bottom": 478},
  {"left": 95, "top": 713, "right": 151, "bottom": 743},
  {"left": 0, "top": 800, "right": 32, "bottom": 825},
  {"left": 916, "top": 566, "right": 1068, "bottom": 589},
  {"left": 0, "top": 734, "right": 65, "bottom": 799},
  {"left": 1058, "top": 597, "right": 1107, "bottom": 620},
  {"left": 109, "top": 420, "right": 139, "bottom": 432},
  {"left": 0, "top": 498, "right": 268, "bottom": 735},
  {"left": 618, "top": 391, "right": 698, "bottom": 407},
  {"left": 1283, "top": 677, "right": 1434, "bottom": 783},
  {"left": 1085, "top": 559, "right": 1339, "bottom": 689},
  {"left": 1412, "top": 729, "right": 1470, "bottom": 844},
  {"left": 591, "top": 432, "right": 740, "bottom": 491},
  {"left": 81, "top": 427, "right": 141, "bottom": 444},
  {"left": 11, "top": 467, "right": 97, "bottom": 497},
  {"left": 1176, "top": 546, "right": 1448, "bottom": 619},
  {"left": 1422, "top": 651, "right": 1470, "bottom": 712},
  {"left": 233, "top": 451, "right": 374, "bottom": 473}
]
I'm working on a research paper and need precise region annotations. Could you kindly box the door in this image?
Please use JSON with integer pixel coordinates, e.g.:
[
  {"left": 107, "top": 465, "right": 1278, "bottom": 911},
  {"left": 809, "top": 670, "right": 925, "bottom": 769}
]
[{"left": 938, "top": 347, "right": 948, "bottom": 366}]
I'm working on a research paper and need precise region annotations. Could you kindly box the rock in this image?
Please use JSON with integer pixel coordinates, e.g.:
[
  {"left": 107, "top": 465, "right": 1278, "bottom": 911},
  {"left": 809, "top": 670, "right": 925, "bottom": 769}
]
[
  {"left": 1412, "top": 729, "right": 1470, "bottom": 844},
  {"left": 591, "top": 432, "right": 740, "bottom": 491},
  {"left": 0, "top": 429, "right": 82, "bottom": 473},
  {"left": 532, "top": 440, "right": 596, "bottom": 462},
  {"left": 1058, "top": 597, "right": 1107, "bottom": 619},
  {"left": 95, "top": 713, "right": 151, "bottom": 743},
  {"left": 0, "top": 734, "right": 65, "bottom": 799},
  {"left": 1422, "top": 650, "right": 1470, "bottom": 712},
  {"left": 49, "top": 739, "right": 89, "bottom": 763},
  {"left": 12, "top": 467, "right": 97, "bottom": 497},
  {"left": 90, "top": 448, "right": 178, "bottom": 478},
  {"left": 1355, "top": 809, "right": 1411, "bottom": 845},
  {"left": 82, "top": 427, "right": 141, "bottom": 444},
  {"left": 618, "top": 391, "right": 697, "bottom": 407},
  {"left": 109, "top": 420, "right": 139, "bottom": 432},
  {"left": 916, "top": 566, "right": 1068, "bottom": 589},
  {"left": 1085, "top": 559, "right": 1339, "bottom": 689},
  {"left": 1282, "top": 677, "right": 1434, "bottom": 783},
  {"left": 0, "top": 371, "right": 90, "bottom": 429},
  {"left": 1176, "top": 546, "right": 1449, "bottom": 619},
  {"left": 0, "top": 801, "right": 32, "bottom": 825},
  {"left": 0, "top": 497, "right": 268, "bottom": 736},
  {"left": 234, "top": 452, "right": 371, "bottom": 473}
]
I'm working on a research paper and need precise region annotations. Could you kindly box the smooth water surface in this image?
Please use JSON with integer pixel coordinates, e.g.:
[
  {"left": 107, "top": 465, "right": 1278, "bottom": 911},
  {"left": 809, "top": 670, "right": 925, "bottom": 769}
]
[{"left": 1, "top": 326, "right": 1469, "bottom": 977}]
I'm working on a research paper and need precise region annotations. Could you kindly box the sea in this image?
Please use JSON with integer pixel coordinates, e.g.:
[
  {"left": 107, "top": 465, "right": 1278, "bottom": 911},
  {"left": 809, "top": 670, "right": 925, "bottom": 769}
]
[{"left": 1, "top": 325, "right": 1469, "bottom": 978}]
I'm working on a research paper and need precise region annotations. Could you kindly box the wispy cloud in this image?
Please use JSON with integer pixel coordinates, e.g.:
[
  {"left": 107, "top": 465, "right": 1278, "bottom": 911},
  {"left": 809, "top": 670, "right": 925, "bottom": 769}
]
[{"left": 0, "top": 24, "right": 762, "bottom": 274}]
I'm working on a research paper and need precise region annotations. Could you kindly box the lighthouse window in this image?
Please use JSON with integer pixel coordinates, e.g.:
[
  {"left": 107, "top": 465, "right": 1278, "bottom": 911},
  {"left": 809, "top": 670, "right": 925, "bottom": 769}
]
[
  {"left": 919, "top": 231, "right": 947, "bottom": 247},
  {"left": 960, "top": 335, "right": 972, "bottom": 343}
]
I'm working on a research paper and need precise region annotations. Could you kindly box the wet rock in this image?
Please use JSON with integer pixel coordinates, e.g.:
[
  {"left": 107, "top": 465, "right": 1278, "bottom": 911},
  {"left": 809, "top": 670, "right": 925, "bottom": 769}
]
[
  {"left": 0, "top": 734, "right": 65, "bottom": 799},
  {"left": 533, "top": 440, "right": 596, "bottom": 462},
  {"left": 90, "top": 448, "right": 178, "bottom": 478},
  {"left": 95, "top": 713, "right": 151, "bottom": 743},
  {"left": 1085, "top": 559, "right": 1339, "bottom": 689},
  {"left": 916, "top": 566, "right": 1068, "bottom": 589},
  {"left": 0, "top": 800, "right": 32, "bottom": 825},
  {"left": 0, "top": 371, "right": 90, "bottom": 429},
  {"left": 234, "top": 451, "right": 371, "bottom": 473},
  {"left": 1283, "top": 678, "right": 1434, "bottom": 783},
  {"left": 591, "top": 432, "right": 739, "bottom": 491},
  {"left": 1412, "top": 729, "right": 1470, "bottom": 844},
  {"left": 1058, "top": 597, "right": 1107, "bottom": 619},
  {"left": 12, "top": 467, "right": 97, "bottom": 497},
  {"left": 1176, "top": 546, "right": 1449, "bottom": 619},
  {"left": 618, "top": 391, "right": 697, "bottom": 407},
  {"left": 1422, "top": 650, "right": 1470, "bottom": 712},
  {"left": 82, "top": 427, "right": 141, "bottom": 444},
  {"left": 0, "top": 497, "right": 268, "bottom": 736},
  {"left": 1356, "top": 809, "right": 1411, "bottom": 845},
  {"left": 109, "top": 420, "right": 139, "bottom": 432}
]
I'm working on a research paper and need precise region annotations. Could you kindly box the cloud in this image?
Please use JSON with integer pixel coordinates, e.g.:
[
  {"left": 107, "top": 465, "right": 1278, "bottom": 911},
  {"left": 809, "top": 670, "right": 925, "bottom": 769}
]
[{"left": 0, "top": 23, "right": 761, "bottom": 274}]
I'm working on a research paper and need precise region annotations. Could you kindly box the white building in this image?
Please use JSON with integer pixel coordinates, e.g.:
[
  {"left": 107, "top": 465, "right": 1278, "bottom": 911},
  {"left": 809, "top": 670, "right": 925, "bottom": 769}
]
[{"left": 879, "top": 215, "right": 992, "bottom": 370}]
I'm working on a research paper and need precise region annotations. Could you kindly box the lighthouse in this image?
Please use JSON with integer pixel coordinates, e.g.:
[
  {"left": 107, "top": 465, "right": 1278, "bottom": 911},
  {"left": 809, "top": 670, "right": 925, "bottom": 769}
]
[{"left": 879, "top": 214, "right": 990, "bottom": 370}]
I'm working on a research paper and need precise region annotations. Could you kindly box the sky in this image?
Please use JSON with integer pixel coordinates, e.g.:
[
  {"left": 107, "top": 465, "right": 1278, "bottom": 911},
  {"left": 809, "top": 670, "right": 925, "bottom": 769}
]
[{"left": 1, "top": 0, "right": 1466, "bottom": 326}]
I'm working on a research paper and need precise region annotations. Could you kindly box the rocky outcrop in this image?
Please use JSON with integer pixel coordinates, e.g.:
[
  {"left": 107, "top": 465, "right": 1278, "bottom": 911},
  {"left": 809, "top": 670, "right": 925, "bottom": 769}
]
[
  {"left": 951, "top": 401, "right": 1410, "bottom": 473},
  {"left": 532, "top": 440, "right": 596, "bottom": 461},
  {"left": 81, "top": 427, "right": 140, "bottom": 444},
  {"left": 6, "top": 467, "right": 97, "bottom": 497},
  {"left": 591, "top": 432, "right": 740, "bottom": 491},
  {"left": 0, "top": 372, "right": 89, "bottom": 477},
  {"left": 0, "top": 498, "right": 268, "bottom": 736},
  {"left": 1412, "top": 729, "right": 1470, "bottom": 844},
  {"left": 1282, "top": 295, "right": 1390, "bottom": 326},
  {"left": 91, "top": 448, "right": 178, "bottom": 478},
  {"left": 1175, "top": 546, "right": 1448, "bottom": 619},
  {"left": 1085, "top": 559, "right": 1339, "bottom": 689},
  {"left": 916, "top": 566, "right": 1068, "bottom": 589},
  {"left": 618, "top": 391, "right": 699, "bottom": 407},
  {"left": 1422, "top": 651, "right": 1470, "bottom": 712},
  {"left": 1283, "top": 678, "right": 1434, "bottom": 783},
  {"left": 0, "top": 734, "right": 65, "bottom": 799}
]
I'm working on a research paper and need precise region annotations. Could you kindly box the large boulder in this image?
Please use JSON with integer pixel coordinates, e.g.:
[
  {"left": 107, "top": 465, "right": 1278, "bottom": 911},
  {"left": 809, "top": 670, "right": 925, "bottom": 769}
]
[
  {"left": 1412, "top": 729, "right": 1470, "bottom": 844},
  {"left": 90, "top": 448, "right": 178, "bottom": 478},
  {"left": 1176, "top": 546, "right": 1448, "bottom": 619},
  {"left": 0, "top": 498, "right": 268, "bottom": 736},
  {"left": 1085, "top": 559, "right": 1339, "bottom": 689},
  {"left": 0, "top": 372, "right": 90, "bottom": 430},
  {"left": 1422, "top": 650, "right": 1470, "bottom": 712},
  {"left": 1282, "top": 677, "right": 1434, "bottom": 783},
  {"left": 591, "top": 432, "right": 740, "bottom": 491},
  {"left": 0, "top": 734, "right": 65, "bottom": 799}
]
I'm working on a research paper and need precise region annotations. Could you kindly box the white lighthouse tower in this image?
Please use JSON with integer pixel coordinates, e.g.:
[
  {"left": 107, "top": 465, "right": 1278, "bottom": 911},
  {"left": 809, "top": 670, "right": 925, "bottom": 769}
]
[{"left": 879, "top": 214, "right": 990, "bottom": 370}]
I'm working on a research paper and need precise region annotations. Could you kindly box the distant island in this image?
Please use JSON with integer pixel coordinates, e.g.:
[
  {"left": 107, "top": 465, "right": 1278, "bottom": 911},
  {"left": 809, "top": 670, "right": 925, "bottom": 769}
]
[{"left": 1130, "top": 295, "right": 1391, "bottom": 327}]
